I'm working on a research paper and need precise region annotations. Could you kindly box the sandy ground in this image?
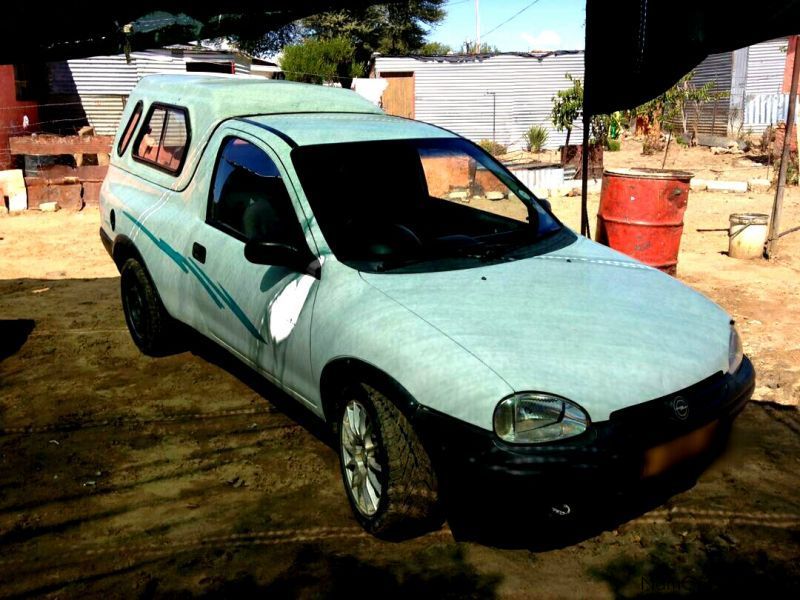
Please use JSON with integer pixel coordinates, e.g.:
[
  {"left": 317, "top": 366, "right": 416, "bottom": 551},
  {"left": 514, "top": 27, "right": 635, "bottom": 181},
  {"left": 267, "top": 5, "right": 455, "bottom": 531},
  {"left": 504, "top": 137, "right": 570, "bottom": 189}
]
[{"left": 1, "top": 146, "right": 799, "bottom": 596}]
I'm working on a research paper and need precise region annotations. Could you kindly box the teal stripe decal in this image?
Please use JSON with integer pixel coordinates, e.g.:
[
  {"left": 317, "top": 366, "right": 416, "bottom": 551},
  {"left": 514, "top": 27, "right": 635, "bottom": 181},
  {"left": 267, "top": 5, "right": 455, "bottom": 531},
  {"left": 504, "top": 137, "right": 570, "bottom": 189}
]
[{"left": 123, "top": 211, "right": 265, "bottom": 343}]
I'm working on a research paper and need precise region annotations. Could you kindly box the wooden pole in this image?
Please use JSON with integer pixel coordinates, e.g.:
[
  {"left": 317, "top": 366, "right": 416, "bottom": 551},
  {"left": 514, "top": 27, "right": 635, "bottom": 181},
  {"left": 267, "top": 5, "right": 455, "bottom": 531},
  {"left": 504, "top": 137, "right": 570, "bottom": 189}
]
[
  {"left": 581, "top": 110, "right": 591, "bottom": 237},
  {"left": 767, "top": 34, "right": 800, "bottom": 258}
]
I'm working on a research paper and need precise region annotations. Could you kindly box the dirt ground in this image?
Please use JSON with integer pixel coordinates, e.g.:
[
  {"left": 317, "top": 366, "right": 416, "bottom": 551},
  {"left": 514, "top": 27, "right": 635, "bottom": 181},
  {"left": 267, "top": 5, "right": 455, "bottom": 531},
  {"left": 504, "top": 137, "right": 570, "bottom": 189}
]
[
  {"left": 1, "top": 143, "right": 800, "bottom": 597},
  {"left": 506, "top": 134, "right": 777, "bottom": 183}
]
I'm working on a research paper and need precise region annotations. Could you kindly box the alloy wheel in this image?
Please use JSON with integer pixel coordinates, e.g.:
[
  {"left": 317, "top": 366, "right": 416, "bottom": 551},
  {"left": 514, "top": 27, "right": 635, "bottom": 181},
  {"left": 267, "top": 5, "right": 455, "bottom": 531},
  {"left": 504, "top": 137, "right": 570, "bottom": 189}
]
[{"left": 340, "top": 399, "right": 383, "bottom": 516}]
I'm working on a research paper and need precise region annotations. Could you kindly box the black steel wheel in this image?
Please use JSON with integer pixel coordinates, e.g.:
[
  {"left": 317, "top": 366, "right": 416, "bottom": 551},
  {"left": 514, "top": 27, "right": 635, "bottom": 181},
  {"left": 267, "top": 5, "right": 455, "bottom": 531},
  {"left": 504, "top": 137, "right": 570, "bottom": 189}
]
[{"left": 120, "top": 258, "right": 174, "bottom": 355}]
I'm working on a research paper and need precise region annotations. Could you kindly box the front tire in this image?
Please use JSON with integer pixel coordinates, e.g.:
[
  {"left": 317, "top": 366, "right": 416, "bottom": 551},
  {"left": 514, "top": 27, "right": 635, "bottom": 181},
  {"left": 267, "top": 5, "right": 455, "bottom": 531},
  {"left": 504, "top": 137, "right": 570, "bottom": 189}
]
[
  {"left": 120, "top": 258, "right": 174, "bottom": 356},
  {"left": 337, "top": 382, "right": 440, "bottom": 538}
]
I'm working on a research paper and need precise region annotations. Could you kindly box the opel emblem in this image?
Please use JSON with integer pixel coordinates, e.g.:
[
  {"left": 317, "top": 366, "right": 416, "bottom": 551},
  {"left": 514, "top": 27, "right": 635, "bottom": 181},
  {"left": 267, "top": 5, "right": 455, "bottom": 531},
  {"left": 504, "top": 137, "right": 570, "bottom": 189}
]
[{"left": 672, "top": 396, "right": 689, "bottom": 420}]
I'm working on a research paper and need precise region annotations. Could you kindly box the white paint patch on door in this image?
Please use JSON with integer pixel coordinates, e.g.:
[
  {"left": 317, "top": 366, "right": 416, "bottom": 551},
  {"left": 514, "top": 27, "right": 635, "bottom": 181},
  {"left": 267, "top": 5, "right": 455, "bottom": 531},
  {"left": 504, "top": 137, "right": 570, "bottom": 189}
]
[{"left": 268, "top": 275, "right": 316, "bottom": 343}]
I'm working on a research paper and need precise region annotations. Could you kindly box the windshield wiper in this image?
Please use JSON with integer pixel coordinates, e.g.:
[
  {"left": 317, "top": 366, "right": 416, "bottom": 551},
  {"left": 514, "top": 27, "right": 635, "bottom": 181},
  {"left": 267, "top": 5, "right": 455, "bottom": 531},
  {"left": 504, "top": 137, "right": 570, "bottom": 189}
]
[
  {"left": 440, "top": 239, "right": 532, "bottom": 261},
  {"left": 374, "top": 239, "right": 534, "bottom": 272}
]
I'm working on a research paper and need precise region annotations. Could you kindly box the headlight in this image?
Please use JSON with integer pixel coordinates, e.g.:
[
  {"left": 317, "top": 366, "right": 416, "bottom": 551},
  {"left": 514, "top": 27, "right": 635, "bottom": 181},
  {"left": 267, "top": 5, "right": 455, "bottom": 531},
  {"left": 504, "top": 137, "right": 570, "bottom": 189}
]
[
  {"left": 493, "top": 393, "right": 589, "bottom": 444},
  {"left": 729, "top": 323, "right": 743, "bottom": 374}
]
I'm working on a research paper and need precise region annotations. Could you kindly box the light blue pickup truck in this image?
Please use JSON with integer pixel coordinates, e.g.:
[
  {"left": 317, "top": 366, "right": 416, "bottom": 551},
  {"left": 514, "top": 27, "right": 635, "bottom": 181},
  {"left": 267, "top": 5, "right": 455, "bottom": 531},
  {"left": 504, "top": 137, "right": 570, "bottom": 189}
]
[{"left": 100, "top": 74, "right": 754, "bottom": 536}]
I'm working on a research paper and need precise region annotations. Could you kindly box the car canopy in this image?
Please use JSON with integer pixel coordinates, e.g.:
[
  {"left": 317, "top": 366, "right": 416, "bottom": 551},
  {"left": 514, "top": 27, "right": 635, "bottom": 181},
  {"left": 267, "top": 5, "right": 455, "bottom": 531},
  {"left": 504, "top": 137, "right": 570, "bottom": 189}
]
[{"left": 112, "top": 74, "right": 383, "bottom": 191}]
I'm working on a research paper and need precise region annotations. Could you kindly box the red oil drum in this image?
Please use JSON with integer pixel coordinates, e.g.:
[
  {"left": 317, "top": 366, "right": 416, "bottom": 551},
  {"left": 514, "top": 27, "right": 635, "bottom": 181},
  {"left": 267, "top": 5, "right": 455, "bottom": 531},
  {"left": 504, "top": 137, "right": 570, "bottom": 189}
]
[{"left": 596, "top": 168, "right": 692, "bottom": 275}]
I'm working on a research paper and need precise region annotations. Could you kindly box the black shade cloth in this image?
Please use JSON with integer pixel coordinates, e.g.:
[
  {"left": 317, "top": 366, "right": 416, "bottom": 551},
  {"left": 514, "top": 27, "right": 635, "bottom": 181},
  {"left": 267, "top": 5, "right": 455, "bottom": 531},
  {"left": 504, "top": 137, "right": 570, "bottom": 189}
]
[
  {"left": 0, "top": 2, "right": 397, "bottom": 63},
  {"left": 585, "top": 0, "right": 800, "bottom": 115}
]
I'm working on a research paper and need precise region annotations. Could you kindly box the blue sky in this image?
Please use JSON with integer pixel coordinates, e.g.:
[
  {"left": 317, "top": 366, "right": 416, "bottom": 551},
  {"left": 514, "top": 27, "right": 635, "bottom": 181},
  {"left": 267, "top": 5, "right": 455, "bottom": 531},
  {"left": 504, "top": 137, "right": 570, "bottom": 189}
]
[{"left": 426, "top": 0, "right": 586, "bottom": 52}]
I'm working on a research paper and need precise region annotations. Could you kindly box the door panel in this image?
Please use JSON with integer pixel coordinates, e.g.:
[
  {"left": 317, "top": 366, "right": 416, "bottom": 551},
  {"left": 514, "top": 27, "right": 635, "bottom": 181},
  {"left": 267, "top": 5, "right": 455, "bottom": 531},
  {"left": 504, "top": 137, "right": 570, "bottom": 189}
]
[
  {"left": 380, "top": 72, "right": 415, "bottom": 119},
  {"left": 182, "top": 128, "right": 319, "bottom": 402}
]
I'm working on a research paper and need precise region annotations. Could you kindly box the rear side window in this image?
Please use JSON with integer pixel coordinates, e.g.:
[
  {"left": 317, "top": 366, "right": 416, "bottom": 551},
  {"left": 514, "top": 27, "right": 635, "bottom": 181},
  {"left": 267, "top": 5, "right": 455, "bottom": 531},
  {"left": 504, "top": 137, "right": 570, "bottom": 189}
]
[
  {"left": 117, "top": 101, "right": 142, "bottom": 156},
  {"left": 133, "top": 104, "right": 190, "bottom": 174}
]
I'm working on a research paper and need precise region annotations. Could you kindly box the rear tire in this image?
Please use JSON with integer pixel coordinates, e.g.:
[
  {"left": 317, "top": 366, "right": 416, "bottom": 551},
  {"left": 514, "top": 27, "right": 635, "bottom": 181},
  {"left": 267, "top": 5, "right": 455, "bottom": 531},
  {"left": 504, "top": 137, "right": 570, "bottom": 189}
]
[
  {"left": 120, "top": 258, "right": 175, "bottom": 356},
  {"left": 337, "top": 382, "right": 440, "bottom": 538}
]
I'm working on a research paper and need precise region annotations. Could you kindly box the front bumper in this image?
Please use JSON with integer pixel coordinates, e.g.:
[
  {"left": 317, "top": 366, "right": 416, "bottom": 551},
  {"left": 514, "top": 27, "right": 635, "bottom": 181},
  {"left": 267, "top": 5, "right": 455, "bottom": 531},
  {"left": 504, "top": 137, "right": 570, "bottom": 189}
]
[{"left": 412, "top": 356, "right": 755, "bottom": 499}]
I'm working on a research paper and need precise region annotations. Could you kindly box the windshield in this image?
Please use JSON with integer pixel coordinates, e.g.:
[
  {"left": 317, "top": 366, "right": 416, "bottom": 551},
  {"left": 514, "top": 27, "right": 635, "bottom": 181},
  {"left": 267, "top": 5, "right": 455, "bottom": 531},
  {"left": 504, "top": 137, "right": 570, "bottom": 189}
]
[{"left": 291, "top": 137, "right": 564, "bottom": 273}]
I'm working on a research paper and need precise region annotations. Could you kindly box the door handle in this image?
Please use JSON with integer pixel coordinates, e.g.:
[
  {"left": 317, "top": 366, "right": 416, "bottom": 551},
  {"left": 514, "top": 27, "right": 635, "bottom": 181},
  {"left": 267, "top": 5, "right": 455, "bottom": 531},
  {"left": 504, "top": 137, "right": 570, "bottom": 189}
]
[{"left": 192, "top": 242, "right": 206, "bottom": 264}]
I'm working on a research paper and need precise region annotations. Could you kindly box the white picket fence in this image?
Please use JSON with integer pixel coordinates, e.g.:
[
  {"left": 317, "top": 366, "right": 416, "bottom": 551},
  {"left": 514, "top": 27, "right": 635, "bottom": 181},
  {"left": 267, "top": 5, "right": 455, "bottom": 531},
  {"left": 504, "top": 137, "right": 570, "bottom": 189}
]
[{"left": 744, "top": 93, "right": 800, "bottom": 134}]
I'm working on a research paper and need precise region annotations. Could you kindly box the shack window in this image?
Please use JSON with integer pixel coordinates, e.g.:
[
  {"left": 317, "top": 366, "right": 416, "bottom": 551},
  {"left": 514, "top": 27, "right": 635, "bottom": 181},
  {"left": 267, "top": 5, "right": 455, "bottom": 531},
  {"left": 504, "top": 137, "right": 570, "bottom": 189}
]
[
  {"left": 133, "top": 104, "right": 190, "bottom": 175},
  {"left": 117, "top": 102, "right": 143, "bottom": 157}
]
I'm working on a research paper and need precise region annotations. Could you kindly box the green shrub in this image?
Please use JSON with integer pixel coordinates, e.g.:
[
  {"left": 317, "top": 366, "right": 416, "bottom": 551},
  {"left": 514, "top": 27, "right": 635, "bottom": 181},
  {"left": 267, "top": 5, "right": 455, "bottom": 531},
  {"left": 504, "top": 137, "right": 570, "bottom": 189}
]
[
  {"left": 280, "top": 37, "right": 363, "bottom": 84},
  {"left": 641, "top": 135, "right": 664, "bottom": 155},
  {"left": 606, "top": 139, "right": 621, "bottom": 152},
  {"left": 525, "top": 125, "right": 549, "bottom": 152},
  {"left": 478, "top": 139, "right": 508, "bottom": 156}
]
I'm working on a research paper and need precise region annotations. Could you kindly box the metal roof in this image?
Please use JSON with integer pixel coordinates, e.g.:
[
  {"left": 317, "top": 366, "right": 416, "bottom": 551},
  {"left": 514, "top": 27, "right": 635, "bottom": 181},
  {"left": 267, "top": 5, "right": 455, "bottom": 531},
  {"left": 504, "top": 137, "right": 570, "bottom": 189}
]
[{"left": 375, "top": 50, "right": 584, "bottom": 63}]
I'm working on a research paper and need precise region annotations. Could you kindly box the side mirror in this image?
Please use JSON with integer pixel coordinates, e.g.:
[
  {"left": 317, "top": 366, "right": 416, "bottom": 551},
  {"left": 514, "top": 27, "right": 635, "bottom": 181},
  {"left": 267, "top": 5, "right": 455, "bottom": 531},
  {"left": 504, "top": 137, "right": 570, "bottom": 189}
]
[
  {"left": 244, "top": 241, "right": 321, "bottom": 278},
  {"left": 538, "top": 198, "right": 553, "bottom": 213}
]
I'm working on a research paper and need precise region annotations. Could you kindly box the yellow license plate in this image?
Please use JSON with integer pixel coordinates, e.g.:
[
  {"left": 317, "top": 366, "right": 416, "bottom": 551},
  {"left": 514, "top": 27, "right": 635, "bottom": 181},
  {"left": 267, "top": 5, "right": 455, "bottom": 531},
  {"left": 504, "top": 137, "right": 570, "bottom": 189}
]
[{"left": 642, "top": 420, "right": 719, "bottom": 478}]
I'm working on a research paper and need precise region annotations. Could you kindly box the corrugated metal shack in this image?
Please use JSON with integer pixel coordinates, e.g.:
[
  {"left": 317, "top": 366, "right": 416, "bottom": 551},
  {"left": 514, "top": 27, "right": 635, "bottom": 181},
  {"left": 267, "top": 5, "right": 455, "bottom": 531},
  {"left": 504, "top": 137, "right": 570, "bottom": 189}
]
[
  {"left": 46, "top": 45, "right": 275, "bottom": 135},
  {"left": 681, "top": 36, "right": 791, "bottom": 137},
  {"left": 375, "top": 38, "right": 794, "bottom": 147},
  {"left": 373, "top": 52, "right": 585, "bottom": 151},
  {"left": 741, "top": 37, "right": 795, "bottom": 134},
  {"left": 681, "top": 50, "right": 733, "bottom": 137}
]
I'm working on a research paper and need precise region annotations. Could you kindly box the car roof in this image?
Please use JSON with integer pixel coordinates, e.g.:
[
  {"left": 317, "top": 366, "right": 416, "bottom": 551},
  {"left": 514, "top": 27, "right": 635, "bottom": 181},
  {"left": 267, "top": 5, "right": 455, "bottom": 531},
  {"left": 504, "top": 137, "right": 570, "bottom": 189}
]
[
  {"left": 128, "top": 74, "right": 384, "bottom": 121},
  {"left": 240, "top": 112, "right": 457, "bottom": 147}
]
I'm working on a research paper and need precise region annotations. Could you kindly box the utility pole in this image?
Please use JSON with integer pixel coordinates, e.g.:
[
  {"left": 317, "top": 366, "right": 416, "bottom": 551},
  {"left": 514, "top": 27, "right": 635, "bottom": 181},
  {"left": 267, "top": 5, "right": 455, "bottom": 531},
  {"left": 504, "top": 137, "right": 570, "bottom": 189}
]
[
  {"left": 767, "top": 34, "right": 800, "bottom": 258},
  {"left": 475, "top": 0, "right": 480, "bottom": 53}
]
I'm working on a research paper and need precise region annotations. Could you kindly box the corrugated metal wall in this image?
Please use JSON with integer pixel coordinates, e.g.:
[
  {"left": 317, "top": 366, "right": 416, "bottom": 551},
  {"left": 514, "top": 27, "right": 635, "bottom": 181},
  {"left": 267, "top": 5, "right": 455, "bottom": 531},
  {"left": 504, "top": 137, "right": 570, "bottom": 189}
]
[
  {"left": 133, "top": 52, "right": 189, "bottom": 80},
  {"left": 375, "top": 53, "right": 585, "bottom": 151},
  {"left": 682, "top": 51, "right": 732, "bottom": 136},
  {"left": 47, "top": 50, "right": 252, "bottom": 135},
  {"left": 740, "top": 37, "right": 791, "bottom": 134},
  {"left": 745, "top": 37, "right": 788, "bottom": 95},
  {"left": 729, "top": 47, "right": 749, "bottom": 134},
  {"left": 745, "top": 93, "right": 799, "bottom": 134},
  {"left": 49, "top": 56, "right": 138, "bottom": 96},
  {"left": 78, "top": 95, "right": 127, "bottom": 136}
]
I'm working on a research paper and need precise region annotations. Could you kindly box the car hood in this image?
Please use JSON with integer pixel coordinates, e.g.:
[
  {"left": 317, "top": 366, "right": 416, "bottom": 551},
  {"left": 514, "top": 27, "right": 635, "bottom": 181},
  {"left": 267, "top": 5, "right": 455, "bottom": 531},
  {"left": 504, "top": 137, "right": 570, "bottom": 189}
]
[{"left": 360, "top": 236, "right": 731, "bottom": 421}]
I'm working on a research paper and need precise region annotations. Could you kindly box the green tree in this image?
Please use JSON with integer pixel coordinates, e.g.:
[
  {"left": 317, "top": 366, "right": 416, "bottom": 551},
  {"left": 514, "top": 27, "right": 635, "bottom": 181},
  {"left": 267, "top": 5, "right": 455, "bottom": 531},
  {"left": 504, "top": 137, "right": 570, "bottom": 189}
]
[
  {"left": 280, "top": 37, "right": 363, "bottom": 85},
  {"left": 418, "top": 41, "right": 451, "bottom": 56},
  {"left": 674, "top": 72, "right": 729, "bottom": 140},
  {"left": 303, "top": 1, "right": 447, "bottom": 63},
  {"left": 629, "top": 71, "right": 729, "bottom": 140},
  {"left": 551, "top": 74, "right": 583, "bottom": 147}
]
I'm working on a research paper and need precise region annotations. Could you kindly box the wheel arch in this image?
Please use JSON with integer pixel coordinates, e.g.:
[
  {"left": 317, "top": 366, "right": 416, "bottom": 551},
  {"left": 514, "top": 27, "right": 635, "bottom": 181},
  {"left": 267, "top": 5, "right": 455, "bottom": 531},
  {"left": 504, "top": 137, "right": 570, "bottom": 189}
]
[
  {"left": 112, "top": 233, "right": 184, "bottom": 327},
  {"left": 111, "top": 234, "right": 147, "bottom": 273},
  {"left": 319, "top": 358, "right": 420, "bottom": 426}
]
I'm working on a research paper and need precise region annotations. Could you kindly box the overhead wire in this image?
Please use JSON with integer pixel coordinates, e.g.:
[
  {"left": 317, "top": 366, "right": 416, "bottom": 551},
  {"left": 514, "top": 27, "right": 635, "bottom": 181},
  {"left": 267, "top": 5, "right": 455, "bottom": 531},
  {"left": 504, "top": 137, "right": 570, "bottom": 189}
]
[{"left": 482, "top": 0, "right": 545, "bottom": 39}]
